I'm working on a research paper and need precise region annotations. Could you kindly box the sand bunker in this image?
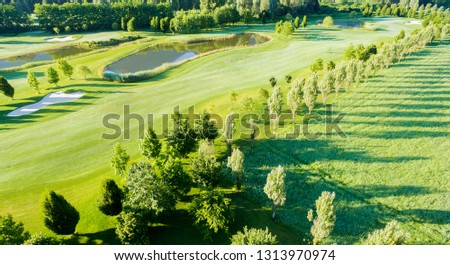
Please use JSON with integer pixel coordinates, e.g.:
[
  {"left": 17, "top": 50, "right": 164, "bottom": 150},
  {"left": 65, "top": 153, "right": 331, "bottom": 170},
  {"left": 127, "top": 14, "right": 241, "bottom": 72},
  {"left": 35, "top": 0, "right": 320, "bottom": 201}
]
[
  {"left": 7, "top": 91, "right": 84, "bottom": 117},
  {"left": 45, "top": 36, "right": 75, "bottom": 42},
  {"left": 406, "top": 20, "right": 421, "bottom": 25}
]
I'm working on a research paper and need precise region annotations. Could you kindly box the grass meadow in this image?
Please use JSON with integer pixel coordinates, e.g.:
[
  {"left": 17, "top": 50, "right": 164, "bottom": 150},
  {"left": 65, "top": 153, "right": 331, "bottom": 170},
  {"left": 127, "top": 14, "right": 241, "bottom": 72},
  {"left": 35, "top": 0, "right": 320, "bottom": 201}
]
[{"left": 1, "top": 18, "right": 448, "bottom": 244}]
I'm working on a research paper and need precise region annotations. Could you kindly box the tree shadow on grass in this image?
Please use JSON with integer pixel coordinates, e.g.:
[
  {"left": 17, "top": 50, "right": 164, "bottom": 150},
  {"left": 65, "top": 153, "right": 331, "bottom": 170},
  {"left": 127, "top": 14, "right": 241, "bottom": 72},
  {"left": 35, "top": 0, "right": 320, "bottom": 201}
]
[{"left": 62, "top": 228, "right": 120, "bottom": 245}]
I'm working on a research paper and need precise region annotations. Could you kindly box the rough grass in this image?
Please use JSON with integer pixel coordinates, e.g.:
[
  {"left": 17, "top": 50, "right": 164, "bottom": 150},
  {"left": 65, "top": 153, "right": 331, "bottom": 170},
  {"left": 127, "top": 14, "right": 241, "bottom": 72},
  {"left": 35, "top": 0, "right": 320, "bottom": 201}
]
[{"left": 0, "top": 18, "right": 436, "bottom": 244}]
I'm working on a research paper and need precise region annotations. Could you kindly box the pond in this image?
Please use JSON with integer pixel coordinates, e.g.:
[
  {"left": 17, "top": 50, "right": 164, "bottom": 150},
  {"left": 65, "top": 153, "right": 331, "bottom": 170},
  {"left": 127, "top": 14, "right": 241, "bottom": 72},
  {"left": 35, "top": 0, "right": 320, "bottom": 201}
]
[
  {"left": 334, "top": 20, "right": 364, "bottom": 28},
  {"left": 106, "top": 33, "right": 269, "bottom": 74},
  {"left": 0, "top": 46, "right": 91, "bottom": 69}
]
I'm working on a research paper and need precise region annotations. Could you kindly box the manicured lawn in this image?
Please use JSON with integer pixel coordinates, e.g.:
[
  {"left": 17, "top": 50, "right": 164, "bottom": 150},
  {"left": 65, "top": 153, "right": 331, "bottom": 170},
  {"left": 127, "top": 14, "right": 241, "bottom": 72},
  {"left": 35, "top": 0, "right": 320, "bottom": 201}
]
[{"left": 2, "top": 18, "right": 444, "bottom": 245}]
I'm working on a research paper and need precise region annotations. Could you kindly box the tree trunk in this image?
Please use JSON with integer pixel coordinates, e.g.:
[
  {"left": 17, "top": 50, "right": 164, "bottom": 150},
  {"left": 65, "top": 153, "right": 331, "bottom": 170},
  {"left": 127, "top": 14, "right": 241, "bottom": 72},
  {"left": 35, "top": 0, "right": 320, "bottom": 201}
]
[{"left": 271, "top": 204, "right": 277, "bottom": 221}]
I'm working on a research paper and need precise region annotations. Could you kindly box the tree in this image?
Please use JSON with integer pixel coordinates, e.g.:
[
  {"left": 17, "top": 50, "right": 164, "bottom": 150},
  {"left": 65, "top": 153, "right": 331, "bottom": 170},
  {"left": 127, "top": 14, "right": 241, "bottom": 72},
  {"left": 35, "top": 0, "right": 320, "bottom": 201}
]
[
  {"left": 322, "top": 16, "right": 334, "bottom": 28},
  {"left": 310, "top": 58, "right": 324, "bottom": 72},
  {"left": 125, "top": 162, "right": 177, "bottom": 216},
  {"left": 190, "top": 189, "right": 234, "bottom": 240},
  {"left": 0, "top": 76, "right": 15, "bottom": 99},
  {"left": 281, "top": 21, "right": 295, "bottom": 35},
  {"left": 159, "top": 155, "right": 191, "bottom": 198},
  {"left": 267, "top": 86, "right": 282, "bottom": 137},
  {"left": 307, "top": 191, "right": 336, "bottom": 245},
  {"left": 127, "top": 17, "right": 136, "bottom": 33},
  {"left": 223, "top": 112, "right": 236, "bottom": 151},
  {"left": 121, "top": 17, "right": 126, "bottom": 30},
  {"left": 42, "top": 191, "right": 80, "bottom": 235},
  {"left": 241, "top": 97, "right": 254, "bottom": 112},
  {"left": 303, "top": 73, "right": 318, "bottom": 114},
  {"left": 294, "top": 16, "right": 300, "bottom": 29},
  {"left": 166, "top": 111, "right": 198, "bottom": 157},
  {"left": 0, "top": 214, "right": 30, "bottom": 245},
  {"left": 318, "top": 70, "right": 334, "bottom": 105},
  {"left": 191, "top": 144, "right": 223, "bottom": 187},
  {"left": 230, "top": 226, "right": 278, "bottom": 245},
  {"left": 140, "top": 127, "right": 162, "bottom": 160},
  {"left": 24, "top": 233, "right": 59, "bottom": 245},
  {"left": 151, "top": 16, "right": 159, "bottom": 31},
  {"left": 45, "top": 67, "right": 58, "bottom": 87},
  {"left": 264, "top": 165, "right": 286, "bottom": 220},
  {"left": 344, "top": 43, "right": 356, "bottom": 60},
  {"left": 169, "top": 18, "right": 176, "bottom": 33},
  {"left": 53, "top": 27, "right": 60, "bottom": 35},
  {"left": 243, "top": 9, "right": 252, "bottom": 25},
  {"left": 345, "top": 59, "right": 356, "bottom": 91},
  {"left": 112, "top": 22, "right": 119, "bottom": 30},
  {"left": 259, "top": 87, "right": 270, "bottom": 104},
  {"left": 286, "top": 82, "right": 302, "bottom": 122},
  {"left": 229, "top": 90, "right": 238, "bottom": 109},
  {"left": 361, "top": 220, "right": 409, "bottom": 245},
  {"left": 116, "top": 211, "right": 149, "bottom": 245},
  {"left": 160, "top": 17, "right": 170, "bottom": 35},
  {"left": 77, "top": 66, "right": 92, "bottom": 80},
  {"left": 301, "top": 15, "right": 307, "bottom": 28},
  {"left": 334, "top": 62, "right": 347, "bottom": 98},
  {"left": 326, "top": 60, "right": 336, "bottom": 70},
  {"left": 394, "top": 29, "right": 405, "bottom": 42},
  {"left": 227, "top": 148, "right": 244, "bottom": 190},
  {"left": 98, "top": 179, "right": 123, "bottom": 216},
  {"left": 269, "top": 76, "right": 277, "bottom": 87},
  {"left": 57, "top": 59, "right": 73, "bottom": 79},
  {"left": 110, "top": 143, "right": 130, "bottom": 176},
  {"left": 195, "top": 111, "right": 219, "bottom": 141},
  {"left": 27, "top": 71, "right": 40, "bottom": 94}
]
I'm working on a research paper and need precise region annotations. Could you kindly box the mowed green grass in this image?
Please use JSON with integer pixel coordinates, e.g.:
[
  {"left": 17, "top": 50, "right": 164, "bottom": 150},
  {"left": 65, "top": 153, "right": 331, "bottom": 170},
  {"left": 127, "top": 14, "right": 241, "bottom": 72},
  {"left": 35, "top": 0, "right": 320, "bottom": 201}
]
[
  {"left": 235, "top": 42, "right": 450, "bottom": 244},
  {"left": 0, "top": 18, "right": 433, "bottom": 243}
]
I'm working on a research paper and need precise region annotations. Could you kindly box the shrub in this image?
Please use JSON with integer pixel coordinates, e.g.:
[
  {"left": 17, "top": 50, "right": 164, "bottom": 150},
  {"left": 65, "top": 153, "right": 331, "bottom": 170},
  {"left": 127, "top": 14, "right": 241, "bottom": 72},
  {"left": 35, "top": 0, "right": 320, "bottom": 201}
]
[
  {"left": 98, "top": 179, "right": 123, "bottom": 216},
  {"left": 230, "top": 226, "right": 277, "bottom": 245}
]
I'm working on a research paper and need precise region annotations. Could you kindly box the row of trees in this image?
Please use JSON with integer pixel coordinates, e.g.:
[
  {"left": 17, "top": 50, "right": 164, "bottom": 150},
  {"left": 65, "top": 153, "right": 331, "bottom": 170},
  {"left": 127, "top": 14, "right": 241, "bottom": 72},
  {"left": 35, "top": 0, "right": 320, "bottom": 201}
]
[{"left": 0, "top": 4, "right": 31, "bottom": 33}]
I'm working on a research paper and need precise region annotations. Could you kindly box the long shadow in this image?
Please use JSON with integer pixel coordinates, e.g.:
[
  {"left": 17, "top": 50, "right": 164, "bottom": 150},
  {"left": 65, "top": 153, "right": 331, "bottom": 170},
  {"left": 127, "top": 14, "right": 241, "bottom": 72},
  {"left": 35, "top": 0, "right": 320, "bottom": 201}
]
[
  {"left": 62, "top": 228, "right": 120, "bottom": 245},
  {"left": 400, "top": 209, "right": 450, "bottom": 225}
]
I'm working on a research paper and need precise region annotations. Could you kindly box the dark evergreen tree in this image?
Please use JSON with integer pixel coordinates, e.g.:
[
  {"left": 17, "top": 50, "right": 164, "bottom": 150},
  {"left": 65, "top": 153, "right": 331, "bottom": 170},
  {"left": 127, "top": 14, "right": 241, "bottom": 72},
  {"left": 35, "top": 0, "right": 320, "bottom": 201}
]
[
  {"left": 42, "top": 191, "right": 80, "bottom": 235},
  {"left": 98, "top": 179, "right": 123, "bottom": 216}
]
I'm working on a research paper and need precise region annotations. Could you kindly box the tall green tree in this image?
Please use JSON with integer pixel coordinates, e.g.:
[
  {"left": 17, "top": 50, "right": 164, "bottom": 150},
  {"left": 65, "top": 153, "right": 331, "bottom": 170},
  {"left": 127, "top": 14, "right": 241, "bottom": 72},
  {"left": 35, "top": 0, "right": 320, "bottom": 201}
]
[
  {"left": 46, "top": 67, "right": 59, "bottom": 87},
  {"left": 125, "top": 162, "right": 177, "bottom": 216},
  {"left": 190, "top": 189, "right": 234, "bottom": 240},
  {"left": 42, "top": 191, "right": 80, "bottom": 235},
  {"left": 140, "top": 127, "right": 162, "bottom": 160},
  {"left": 159, "top": 156, "right": 192, "bottom": 198},
  {"left": 111, "top": 143, "right": 130, "bottom": 176},
  {"left": 307, "top": 191, "right": 336, "bottom": 245},
  {"left": 195, "top": 111, "right": 219, "bottom": 141},
  {"left": 57, "top": 59, "right": 73, "bottom": 79},
  {"left": 160, "top": 17, "right": 170, "bottom": 35},
  {"left": 264, "top": 165, "right": 286, "bottom": 220},
  {"left": 267, "top": 86, "right": 282, "bottom": 137},
  {"left": 0, "top": 214, "right": 30, "bottom": 245},
  {"left": 0, "top": 76, "right": 15, "bottom": 99},
  {"left": 190, "top": 143, "right": 222, "bottom": 187},
  {"left": 127, "top": 17, "right": 136, "bottom": 33},
  {"left": 230, "top": 226, "right": 278, "bottom": 245},
  {"left": 223, "top": 112, "right": 236, "bottom": 151},
  {"left": 301, "top": 15, "right": 307, "bottom": 28},
  {"left": 77, "top": 66, "right": 92, "bottom": 80},
  {"left": 286, "top": 82, "right": 302, "bottom": 121},
  {"left": 303, "top": 73, "right": 318, "bottom": 114},
  {"left": 294, "top": 16, "right": 300, "bottom": 29},
  {"left": 98, "top": 179, "right": 123, "bottom": 216},
  {"left": 27, "top": 71, "right": 40, "bottom": 94},
  {"left": 318, "top": 70, "right": 334, "bottom": 105},
  {"left": 166, "top": 111, "right": 198, "bottom": 157},
  {"left": 227, "top": 148, "right": 244, "bottom": 190}
]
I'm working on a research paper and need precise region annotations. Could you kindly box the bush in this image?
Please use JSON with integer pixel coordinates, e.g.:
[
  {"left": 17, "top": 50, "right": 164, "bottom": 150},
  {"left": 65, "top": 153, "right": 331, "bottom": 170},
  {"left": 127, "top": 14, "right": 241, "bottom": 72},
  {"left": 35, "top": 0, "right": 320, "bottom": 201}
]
[
  {"left": 42, "top": 191, "right": 80, "bottom": 235},
  {"left": 24, "top": 233, "right": 59, "bottom": 245},
  {"left": 0, "top": 214, "right": 30, "bottom": 245},
  {"left": 361, "top": 220, "right": 409, "bottom": 245},
  {"left": 230, "top": 226, "right": 278, "bottom": 245},
  {"left": 116, "top": 211, "right": 149, "bottom": 245},
  {"left": 322, "top": 16, "right": 334, "bottom": 27}
]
